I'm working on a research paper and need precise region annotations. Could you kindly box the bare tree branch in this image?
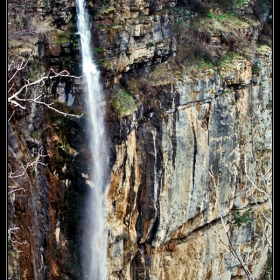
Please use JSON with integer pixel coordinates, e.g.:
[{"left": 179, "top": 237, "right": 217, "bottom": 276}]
[
  {"left": 8, "top": 62, "right": 84, "bottom": 118},
  {"left": 209, "top": 168, "right": 254, "bottom": 280},
  {"left": 244, "top": 155, "right": 271, "bottom": 203},
  {"left": 244, "top": 155, "right": 272, "bottom": 225},
  {"left": 8, "top": 225, "right": 27, "bottom": 246},
  {"left": 8, "top": 54, "right": 33, "bottom": 82},
  {"left": 8, "top": 146, "right": 48, "bottom": 180},
  {"left": 8, "top": 186, "right": 26, "bottom": 195}
]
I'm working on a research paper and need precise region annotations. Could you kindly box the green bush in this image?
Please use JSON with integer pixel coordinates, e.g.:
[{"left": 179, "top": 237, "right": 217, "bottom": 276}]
[
  {"left": 146, "top": 42, "right": 155, "bottom": 48},
  {"left": 252, "top": 62, "right": 260, "bottom": 75},
  {"left": 109, "top": 90, "right": 137, "bottom": 117},
  {"left": 231, "top": 208, "right": 253, "bottom": 227},
  {"left": 93, "top": 47, "right": 102, "bottom": 53},
  {"left": 262, "top": 252, "right": 272, "bottom": 280},
  {"left": 30, "top": 130, "right": 40, "bottom": 140}
]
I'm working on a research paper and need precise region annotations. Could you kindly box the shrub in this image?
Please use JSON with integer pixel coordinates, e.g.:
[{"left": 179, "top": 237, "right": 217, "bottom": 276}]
[
  {"left": 252, "top": 62, "right": 260, "bottom": 75},
  {"left": 262, "top": 252, "right": 272, "bottom": 280},
  {"left": 30, "top": 130, "right": 40, "bottom": 140},
  {"left": 231, "top": 208, "right": 253, "bottom": 227},
  {"left": 146, "top": 42, "right": 155, "bottom": 48},
  {"left": 108, "top": 90, "right": 137, "bottom": 117}
]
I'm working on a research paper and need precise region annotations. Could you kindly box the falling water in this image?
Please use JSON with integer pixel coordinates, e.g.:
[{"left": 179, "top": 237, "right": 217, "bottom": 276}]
[{"left": 76, "top": 0, "right": 109, "bottom": 279}]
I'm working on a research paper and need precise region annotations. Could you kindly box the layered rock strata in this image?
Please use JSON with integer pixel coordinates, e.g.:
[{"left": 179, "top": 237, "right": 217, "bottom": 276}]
[{"left": 7, "top": 0, "right": 272, "bottom": 279}]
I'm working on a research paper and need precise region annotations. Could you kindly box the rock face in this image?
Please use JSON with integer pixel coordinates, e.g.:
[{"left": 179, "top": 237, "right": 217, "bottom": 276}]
[
  {"left": 7, "top": 0, "right": 272, "bottom": 279},
  {"left": 106, "top": 53, "right": 272, "bottom": 280}
]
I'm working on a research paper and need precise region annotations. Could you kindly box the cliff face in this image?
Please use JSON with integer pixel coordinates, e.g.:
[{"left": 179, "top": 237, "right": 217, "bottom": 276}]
[
  {"left": 106, "top": 53, "right": 272, "bottom": 280},
  {"left": 7, "top": 0, "right": 272, "bottom": 279}
]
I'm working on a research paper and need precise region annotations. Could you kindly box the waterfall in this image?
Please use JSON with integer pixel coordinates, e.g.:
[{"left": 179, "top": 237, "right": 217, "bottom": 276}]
[{"left": 76, "top": 1, "right": 109, "bottom": 279}]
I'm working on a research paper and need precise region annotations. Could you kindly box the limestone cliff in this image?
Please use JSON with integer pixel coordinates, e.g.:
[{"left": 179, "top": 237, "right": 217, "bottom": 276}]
[{"left": 7, "top": 0, "right": 272, "bottom": 279}]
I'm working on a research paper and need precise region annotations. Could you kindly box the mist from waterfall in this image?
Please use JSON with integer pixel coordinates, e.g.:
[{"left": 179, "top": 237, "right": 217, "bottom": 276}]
[{"left": 76, "top": 0, "right": 109, "bottom": 279}]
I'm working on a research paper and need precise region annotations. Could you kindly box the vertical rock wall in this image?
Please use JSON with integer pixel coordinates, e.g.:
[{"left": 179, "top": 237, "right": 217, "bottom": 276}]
[
  {"left": 106, "top": 54, "right": 272, "bottom": 279},
  {"left": 7, "top": 0, "right": 272, "bottom": 279}
]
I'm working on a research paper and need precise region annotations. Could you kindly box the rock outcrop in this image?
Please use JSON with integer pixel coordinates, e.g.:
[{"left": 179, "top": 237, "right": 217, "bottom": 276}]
[{"left": 7, "top": 0, "right": 272, "bottom": 279}]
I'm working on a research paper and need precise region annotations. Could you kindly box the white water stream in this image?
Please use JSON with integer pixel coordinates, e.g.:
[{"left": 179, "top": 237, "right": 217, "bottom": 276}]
[{"left": 76, "top": 1, "right": 109, "bottom": 279}]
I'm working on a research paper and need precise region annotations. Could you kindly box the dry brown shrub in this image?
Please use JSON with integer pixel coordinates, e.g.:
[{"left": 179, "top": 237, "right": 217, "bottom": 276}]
[
  {"left": 149, "top": 63, "right": 176, "bottom": 86},
  {"left": 138, "top": 76, "right": 158, "bottom": 96},
  {"left": 257, "top": 22, "right": 272, "bottom": 47},
  {"left": 8, "top": 2, "right": 54, "bottom": 43}
]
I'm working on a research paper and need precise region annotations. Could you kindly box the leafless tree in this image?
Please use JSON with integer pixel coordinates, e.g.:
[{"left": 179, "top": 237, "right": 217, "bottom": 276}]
[
  {"left": 209, "top": 168, "right": 254, "bottom": 280},
  {"left": 8, "top": 225, "right": 27, "bottom": 249},
  {"left": 7, "top": 54, "right": 85, "bottom": 257},
  {"left": 208, "top": 139, "right": 272, "bottom": 280},
  {"left": 8, "top": 145, "right": 49, "bottom": 254},
  {"left": 8, "top": 146, "right": 48, "bottom": 182},
  {"left": 8, "top": 55, "right": 83, "bottom": 118}
]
